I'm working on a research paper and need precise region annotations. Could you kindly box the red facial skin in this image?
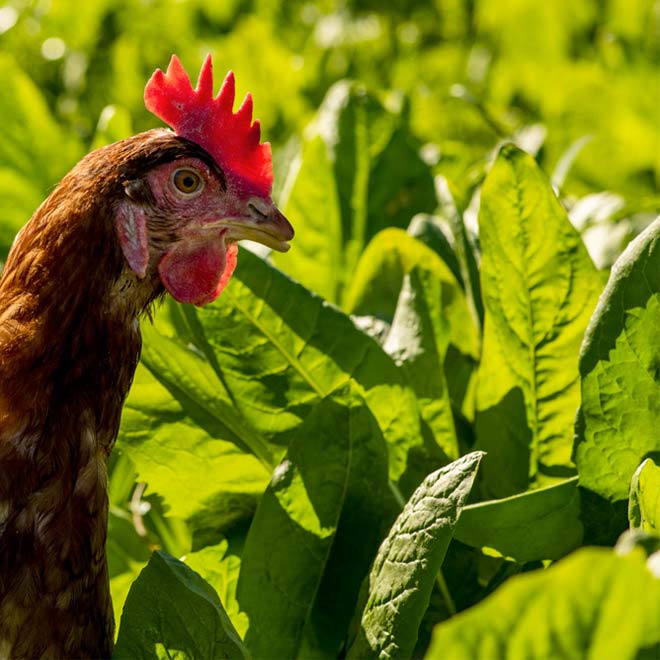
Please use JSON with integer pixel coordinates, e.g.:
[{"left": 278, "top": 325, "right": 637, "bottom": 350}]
[{"left": 116, "top": 153, "right": 293, "bottom": 306}]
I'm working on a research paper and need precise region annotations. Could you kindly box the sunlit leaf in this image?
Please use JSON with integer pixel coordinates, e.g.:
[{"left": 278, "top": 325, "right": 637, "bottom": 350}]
[
  {"left": 475, "top": 145, "right": 602, "bottom": 496},
  {"left": 629, "top": 459, "right": 660, "bottom": 535},
  {"left": 190, "top": 246, "right": 427, "bottom": 490},
  {"left": 385, "top": 268, "right": 459, "bottom": 460},
  {"left": 185, "top": 539, "right": 248, "bottom": 639},
  {"left": 117, "top": 361, "right": 269, "bottom": 545},
  {"left": 574, "top": 218, "right": 660, "bottom": 501},
  {"left": 427, "top": 548, "right": 660, "bottom": 659}
]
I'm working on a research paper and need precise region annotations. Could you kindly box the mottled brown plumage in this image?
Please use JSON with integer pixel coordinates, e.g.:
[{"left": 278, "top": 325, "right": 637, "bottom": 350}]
[{"left": 0, "top": 127, "right": 292, "bottom": 657}]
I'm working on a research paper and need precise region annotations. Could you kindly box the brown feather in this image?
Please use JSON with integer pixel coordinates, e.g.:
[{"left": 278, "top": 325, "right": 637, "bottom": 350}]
[{"left": 0, "top": 129, "right": 217, "bottom": 658}]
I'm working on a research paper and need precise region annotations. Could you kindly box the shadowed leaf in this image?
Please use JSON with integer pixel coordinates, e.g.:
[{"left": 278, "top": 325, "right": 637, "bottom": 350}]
[{"left": 114, "top": 551, "right": 249, "bottom": 660}]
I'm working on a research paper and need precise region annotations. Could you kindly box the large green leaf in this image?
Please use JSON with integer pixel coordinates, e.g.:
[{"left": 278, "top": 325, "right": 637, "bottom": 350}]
[
  {"left": 346, "top": 229, "right": 479, "bottom": 358},
  {"left": 426, "top": 547, "right": 660, "bottom": 659},
  {"left": 574, "top": 218, "right": 660, "bottom": 501},
  {"left": 237, "top": 389, "right": 393, "bottom": 658},
  {"left": 119, "top": 245, "right": 429, "bottom": 549},
  {"left": 629, "top": 459, "right": 660, "bottom": 535},
  {"left": 113, "top": 551, "right": 249, "bottom": 660},
  {"left": 348, "top": 452, "right": 483, "bottom": 660},
  {"left": 475, "top": 144, "right": 602, "bottom": 497},
  {"left": 385, "top": 269, "right": 459, "bottom": 461},
  {"left": 346, "top": 229, "right": 480, "bottom": 429},
  {"left": 345, "top": 229, "right": 442, "bottom": 321},
  {"left": 454, "top": 477, "right": 583, "bottom": 563},
  {"left": 187, "top": 246, "right": 426, "bottom": 489},
  {"left": 275, "top": 135, "right": 343, "bottom": 301},
  {"left": 118, "top": 361, "right": 269, "bottom": 536},
  {"left": 275, "top": 81, "right": 434, "bottom": 304}
]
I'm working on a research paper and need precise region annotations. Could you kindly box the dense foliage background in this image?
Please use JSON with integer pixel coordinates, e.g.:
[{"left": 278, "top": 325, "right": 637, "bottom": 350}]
[{"left": 0, "top": 0, "right": 658, "bottom": 657}]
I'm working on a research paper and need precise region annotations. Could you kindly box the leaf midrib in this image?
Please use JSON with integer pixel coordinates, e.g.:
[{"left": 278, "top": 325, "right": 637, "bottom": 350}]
[
  {"left": 503, "top": 169, "right": 542, "bottom": 477},
  {"left": 226, "top": 287, "right": 328, "bottom": 399}
]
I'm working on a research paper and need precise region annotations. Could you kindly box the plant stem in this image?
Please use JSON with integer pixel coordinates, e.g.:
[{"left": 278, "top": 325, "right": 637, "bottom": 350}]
[{"left": 435, "top": 571, "right": 457, "bottom": 616}]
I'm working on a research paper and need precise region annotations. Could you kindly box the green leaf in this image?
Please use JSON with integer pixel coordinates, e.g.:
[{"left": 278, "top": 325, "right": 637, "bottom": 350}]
[
  {"left": 344, "top": 228, "right": 419, "bottom": 321},
  {"left": 348, "top": 451, "right": 483, "bottom": 660},
  {"left": 138, "top": 325, "right": 277, "bottom": 469},
  {"left": 275, "top": 82, "right": 434, "bottom": 305},
  {"left": 345, "top": 229, "right": 479, "bottom": 361},
  {"left": 0, "top": 54, "right": 82, "bottom": 191},
  {"left": 454, "top": 477, "right": 583, "bottom": 562},
  {"left": 113, "top": 551, "right": 249, "bottom": 660},
  {"left": 118, "top": 361, "right": 269, "bottom": 535},
  {"left": 237, "top": 389, "right": 392, "bottom": 658},
  {"left": 185, "top": 539, "right": 248, "bottom": 639},
  {"left": 347, "top": 229, "right": 480, "bottom": 428},
  {"left": 274, "top": 81, "right": 376, "bottom": 303},
  {"left": 276, "top": 135, "right": 343, "bottom": 302},
  {"left": 426, "top": 547, "right": 660, "bottom": 660},
  {"left": 189, "top": 246, "right": 426, "bottom": 489},
  {"left": 629, "top": 459, "right": 660, "bottom": 534},
  {"left": 475, "top": 144, "right": 602, "bottom": 497},
  {"left": 120, "top": 245, "right": 428, "bottom": 539},
  {"left": 574, "top": 218, "right": 660, "bottom": 501},
  {"left": 385, "top": 268, "right": 459, "bottom": 460}
]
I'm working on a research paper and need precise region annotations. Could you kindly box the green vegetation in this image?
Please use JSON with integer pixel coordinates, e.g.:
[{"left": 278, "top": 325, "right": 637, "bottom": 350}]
[{"left": 1, "top": 0, "right": 658, "bottom": 657}]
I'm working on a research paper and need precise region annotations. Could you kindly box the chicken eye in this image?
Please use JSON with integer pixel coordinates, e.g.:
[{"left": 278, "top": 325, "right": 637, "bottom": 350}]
[{"left": 172, "top": 168, "right": 204, "bottom": 195}]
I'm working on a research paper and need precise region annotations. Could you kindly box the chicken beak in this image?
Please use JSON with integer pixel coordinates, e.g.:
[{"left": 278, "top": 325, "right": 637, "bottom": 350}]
[{"left": 226, "top": 198, "right": 294, "bottom": 253}]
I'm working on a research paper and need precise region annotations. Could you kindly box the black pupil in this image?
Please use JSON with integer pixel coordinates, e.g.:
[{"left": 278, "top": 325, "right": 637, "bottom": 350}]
[{"left": 177, "top": 171, "right": 197, "bottom": 191}]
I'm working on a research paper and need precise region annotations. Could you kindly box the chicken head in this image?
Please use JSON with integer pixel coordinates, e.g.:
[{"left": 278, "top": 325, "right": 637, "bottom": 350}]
[{"left": 115, "top": 55, "right": 293, "bottom": 307}]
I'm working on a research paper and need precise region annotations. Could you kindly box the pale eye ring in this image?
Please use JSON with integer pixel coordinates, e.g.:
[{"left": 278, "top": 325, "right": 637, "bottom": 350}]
[{"left": 172, "top": 168, "right": 204, "bottom": 196}]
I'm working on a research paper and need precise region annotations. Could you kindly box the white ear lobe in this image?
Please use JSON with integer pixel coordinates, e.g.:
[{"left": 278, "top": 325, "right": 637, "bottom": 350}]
[{"left": 115, "top": 200, "right": 149, "bottom": 278}]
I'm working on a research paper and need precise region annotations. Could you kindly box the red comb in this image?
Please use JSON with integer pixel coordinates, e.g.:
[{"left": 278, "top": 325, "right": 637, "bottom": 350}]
[{"left": 144, "top": 54, "right": 273, "bottom": 198}]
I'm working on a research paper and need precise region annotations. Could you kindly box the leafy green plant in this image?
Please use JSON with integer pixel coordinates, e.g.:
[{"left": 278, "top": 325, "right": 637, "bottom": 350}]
[{"left": 108, "top": 141, "right": 659, "bottom": 657}]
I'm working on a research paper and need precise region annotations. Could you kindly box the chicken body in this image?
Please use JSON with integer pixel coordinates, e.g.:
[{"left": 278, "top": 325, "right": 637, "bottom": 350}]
[{"left": 0, "top": 129, "right": 292, "bottom": 657}]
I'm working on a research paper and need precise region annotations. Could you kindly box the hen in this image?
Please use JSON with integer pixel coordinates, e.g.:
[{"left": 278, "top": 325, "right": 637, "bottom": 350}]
[{"left": 0, "top": 55, "right": 293, "bottom": 658}]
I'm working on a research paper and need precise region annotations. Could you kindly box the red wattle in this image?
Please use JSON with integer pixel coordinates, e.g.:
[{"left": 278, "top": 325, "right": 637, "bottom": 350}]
[
  {"left": 158, "top": 240, "right": 238, "bottom": 307},
  {"left": 212, "top": 242, "right": 238, "bottom": 300}
]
